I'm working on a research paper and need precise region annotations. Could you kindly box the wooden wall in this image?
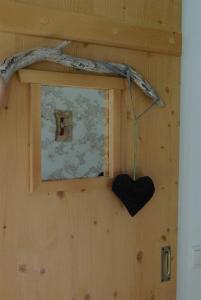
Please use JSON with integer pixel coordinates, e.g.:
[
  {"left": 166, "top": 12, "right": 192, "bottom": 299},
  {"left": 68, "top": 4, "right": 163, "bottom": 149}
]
[{"left": 0, "top": 1, "right": 181, "bottom": 299}]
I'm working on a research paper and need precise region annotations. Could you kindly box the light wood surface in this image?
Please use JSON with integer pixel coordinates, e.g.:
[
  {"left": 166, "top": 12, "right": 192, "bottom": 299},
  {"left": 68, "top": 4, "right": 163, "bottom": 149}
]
[
  {"left": 104, "top": 91, "right": 110, "bottom": 177},
  {"left": 108, "top": 89, "right": 122, "bottom": 177},
  {"left": 18, "top": 69, "right": 126, "bottom": 90},
  {"left": 0, "top": 1, "right": 181, "bottom": 299},
  {"left": 0, "top": 1, "right": 181, "bottom": 56},
  {"left": 30, "top": 84, "right": 41, "bottom": 192}
]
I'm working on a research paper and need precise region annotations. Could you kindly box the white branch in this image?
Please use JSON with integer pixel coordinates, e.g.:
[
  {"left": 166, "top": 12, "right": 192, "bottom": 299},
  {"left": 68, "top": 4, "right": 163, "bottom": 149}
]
[{"left": 0, "top": 41, "right": 165, "bottom": 108}]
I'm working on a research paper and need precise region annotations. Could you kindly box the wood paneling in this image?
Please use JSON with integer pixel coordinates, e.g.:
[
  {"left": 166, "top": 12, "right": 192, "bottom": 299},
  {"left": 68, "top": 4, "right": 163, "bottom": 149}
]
[
  {"left": 12, "top": 0, "right": 181, "bottom": 32},
  {"left": 0, "top": 1, "right": 181, "bottom": 55},
  {"left": 0, "top": 0, "right": 180, "bottom": 299},
  {"left": 18, "top": 69, "right": 126, "bottom": 89}
]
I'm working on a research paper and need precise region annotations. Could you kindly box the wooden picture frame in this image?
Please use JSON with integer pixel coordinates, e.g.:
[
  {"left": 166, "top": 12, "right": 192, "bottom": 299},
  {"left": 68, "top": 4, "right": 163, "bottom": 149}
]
[{"left": 18, "top": 69, "right": 132, "bottom": 193}]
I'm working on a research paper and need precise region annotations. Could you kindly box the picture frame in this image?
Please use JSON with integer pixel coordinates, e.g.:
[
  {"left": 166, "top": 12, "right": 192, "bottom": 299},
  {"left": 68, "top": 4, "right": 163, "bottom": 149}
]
[{"left": 18, "top": 69, "right": 132, "bottom": 193}]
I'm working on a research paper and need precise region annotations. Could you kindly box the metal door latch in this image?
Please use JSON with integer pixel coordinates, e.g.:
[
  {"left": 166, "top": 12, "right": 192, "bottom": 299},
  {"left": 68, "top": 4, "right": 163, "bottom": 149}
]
[{"left": 161, "top": 246, "right": 171, "bottom": 282}]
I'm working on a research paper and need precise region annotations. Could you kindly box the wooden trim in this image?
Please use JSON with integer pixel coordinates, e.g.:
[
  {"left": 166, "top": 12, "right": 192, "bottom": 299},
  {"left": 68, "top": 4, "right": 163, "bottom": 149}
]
[
  {"left": 0, "top": 1, "right": 181, "bottom": 56},
  {"left": 30, "top": 84, "right": 41, "bottom": 192},
  {"left": 108, "top": 89, "right": 122, "bottom": 177},
  {"left": 34, "top": 177, "right": 113, "bottom": 193},
  {"left": 104, "top": 91, "right": 110, "bottom": 177},
  {"left": 18, "top": 69, "right": 126, "bottom": 90},
  {"left": 30, "top": 83, "right": 113, "bottom": 193},
  {"left": 29, "top": 81, "right": 125, "bottom": 192}
]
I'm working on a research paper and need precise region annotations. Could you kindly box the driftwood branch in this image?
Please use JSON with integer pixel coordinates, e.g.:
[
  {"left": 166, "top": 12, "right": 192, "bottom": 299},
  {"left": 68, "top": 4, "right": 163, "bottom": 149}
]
[{"left": 0, "top": 41, "right": 165, "bottom": 108}]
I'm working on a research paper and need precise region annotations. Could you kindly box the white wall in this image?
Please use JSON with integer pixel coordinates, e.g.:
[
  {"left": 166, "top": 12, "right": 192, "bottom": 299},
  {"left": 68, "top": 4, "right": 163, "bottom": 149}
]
[{"left": 177, "top": 0, "right": 201, "bottom": 299}]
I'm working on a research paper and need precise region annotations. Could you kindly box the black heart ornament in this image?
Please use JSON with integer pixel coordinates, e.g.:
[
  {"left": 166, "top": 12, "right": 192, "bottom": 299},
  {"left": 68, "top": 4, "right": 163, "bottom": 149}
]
[{"left": 112, "top": 174, "right": 155, "bottom": 217}]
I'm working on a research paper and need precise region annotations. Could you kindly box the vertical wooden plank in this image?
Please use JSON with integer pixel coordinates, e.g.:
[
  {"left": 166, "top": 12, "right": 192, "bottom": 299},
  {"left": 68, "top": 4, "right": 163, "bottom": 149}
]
[
  {"left": 104, "top": 90, "right": 109, "bottom": 177},
  {"left": 108, "top": 89, "right": 121, "bottom": 177},
  {"left": 30, "top": 84, "right": 41, "bottom": 192}
]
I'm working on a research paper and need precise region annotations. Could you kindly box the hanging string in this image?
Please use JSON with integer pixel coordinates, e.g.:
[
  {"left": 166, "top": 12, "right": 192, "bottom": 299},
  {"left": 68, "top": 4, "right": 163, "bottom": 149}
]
[
  {"left": 101, "top": 64, "right": 156, "bottom": 180},
  {"left": 126, "top": 70, "right": 156, "bottom": 180},
  {"left": 135, "top": 101, "right": 157, "bottom": 120},
  {"left": 126, "top": 70, "right": 138, "bottom": 180}
]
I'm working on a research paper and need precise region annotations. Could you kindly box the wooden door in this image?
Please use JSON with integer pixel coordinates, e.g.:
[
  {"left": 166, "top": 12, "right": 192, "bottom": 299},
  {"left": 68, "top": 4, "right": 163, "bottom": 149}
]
[{"left": 0, "top": 1, "right": 181, "bottom": 299}]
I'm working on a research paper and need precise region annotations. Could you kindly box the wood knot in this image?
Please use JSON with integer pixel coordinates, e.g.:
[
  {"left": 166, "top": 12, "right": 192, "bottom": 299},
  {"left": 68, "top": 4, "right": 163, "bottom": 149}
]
[
  {"left": 136, "top": 251, "right": 143, "bottom": 263},
  {"left": 161, "top": 235, "right": 167, "bottom": 241},
  {"left": 165, "top": 87, "right": 170, "bottom": 94},
  {"left": 93, "top": 220, "right": 97, "bottom": 225},
  {"left": 40, "top": 267, "right": 46, "bottom": 275},
  {"left": 83, "top": 42, "right": 89, "bottom": 48},
  {"left": 57, "top": 191, "right": 65, "bottom": 199},
  {"left": 150, "top": 293, "right": 155, "bottom": 300},
  {"left": 19, "top": 264, "right": 27, "bottom": 273},
  {"left": 84, "top": 293, "right": 91, "bottom": 300},
  {"left": 113, "top": 291, "right": 118, "bottom": 298}
]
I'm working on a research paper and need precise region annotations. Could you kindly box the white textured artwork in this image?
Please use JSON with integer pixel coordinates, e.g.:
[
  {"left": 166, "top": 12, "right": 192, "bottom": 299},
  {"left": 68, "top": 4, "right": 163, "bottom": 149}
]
[{"left": 41, "top": 85, "right": 106, "bottom": 180}]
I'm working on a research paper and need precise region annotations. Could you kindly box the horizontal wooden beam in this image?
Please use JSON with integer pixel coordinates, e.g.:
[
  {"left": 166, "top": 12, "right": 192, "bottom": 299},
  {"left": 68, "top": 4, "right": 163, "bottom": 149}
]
[
  {"left": 0, "top": 1, "right": 181, "bottom": 56},
  {"left": 18, "top": 70, "right": 126, "bottom": 90}
]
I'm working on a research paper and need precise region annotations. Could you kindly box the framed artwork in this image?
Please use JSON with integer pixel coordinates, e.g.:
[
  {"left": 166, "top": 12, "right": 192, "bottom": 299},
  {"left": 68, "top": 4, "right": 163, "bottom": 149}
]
[{"left": 19, "top": 69, "right": 132, "bottom": 192}]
